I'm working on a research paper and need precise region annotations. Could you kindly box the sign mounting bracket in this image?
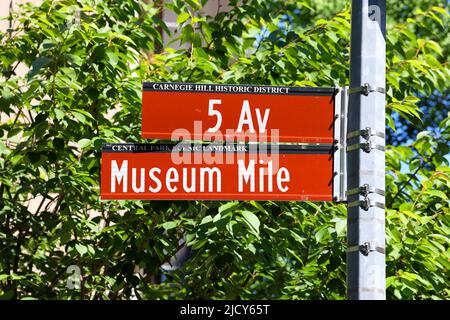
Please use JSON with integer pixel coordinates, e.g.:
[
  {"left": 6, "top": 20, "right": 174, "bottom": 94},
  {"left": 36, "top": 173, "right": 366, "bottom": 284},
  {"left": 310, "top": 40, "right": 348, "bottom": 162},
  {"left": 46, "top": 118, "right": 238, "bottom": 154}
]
[{"left": 332, "top": 87, "right": 348, "bottom": 203}]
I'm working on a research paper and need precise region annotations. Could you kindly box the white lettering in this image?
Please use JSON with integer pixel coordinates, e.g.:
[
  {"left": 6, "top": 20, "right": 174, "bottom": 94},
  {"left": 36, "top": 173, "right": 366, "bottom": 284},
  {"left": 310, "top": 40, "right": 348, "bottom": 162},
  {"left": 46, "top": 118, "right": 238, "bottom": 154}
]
[
  {"left": 111, "top": 160, "right": 127, "bottom": 193},
  {"left": 236, "top": 100, "right": 254, "bottom": 133},
  {"left": 200, "top": 167, "right": 221, "bottom": 192},
  {"left": 238, "top": 159, "right": 255, "bottom": 192},
  {"left": 148, "top": 168, "right": 162, "bottom": 192},
  {"left": 182, "top": 168, "right": 196, "bottom": 192},
  {"left": 131, "top": 168, "right": 145, "bottom": 193},
  {"left": 277, "top": 167, "right": 290, "bottom": 192},
  {"left": 255, "top": 108, "right": 270, "bottom": 133},
  {"left": 268, "top": 160, "right": 273, "bottom": 192},
  {"left": 166, "top": 168, "right": 179, "bottom": 192}
]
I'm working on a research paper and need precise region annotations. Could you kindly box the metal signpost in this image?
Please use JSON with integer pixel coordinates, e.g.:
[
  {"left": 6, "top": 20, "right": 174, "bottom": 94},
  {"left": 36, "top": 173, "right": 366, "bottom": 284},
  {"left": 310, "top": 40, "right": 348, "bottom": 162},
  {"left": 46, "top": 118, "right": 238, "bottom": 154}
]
[
  {"left": 346, "top": 0, "right": 386, "bottom": 299},
  {"left": 100, "top": 0, "right": 387, "bottom": 300}
]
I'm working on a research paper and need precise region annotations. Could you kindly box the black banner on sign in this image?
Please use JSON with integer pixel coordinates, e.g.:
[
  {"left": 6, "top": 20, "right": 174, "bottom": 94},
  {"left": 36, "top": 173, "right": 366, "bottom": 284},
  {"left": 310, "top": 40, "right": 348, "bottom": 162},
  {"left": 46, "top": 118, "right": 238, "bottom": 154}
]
[
  {"left": 143, "top": 81, "right": 336, "bottom": 96},
  {"left": 101, "top": 143, "right": 334, "bottom": 154}
]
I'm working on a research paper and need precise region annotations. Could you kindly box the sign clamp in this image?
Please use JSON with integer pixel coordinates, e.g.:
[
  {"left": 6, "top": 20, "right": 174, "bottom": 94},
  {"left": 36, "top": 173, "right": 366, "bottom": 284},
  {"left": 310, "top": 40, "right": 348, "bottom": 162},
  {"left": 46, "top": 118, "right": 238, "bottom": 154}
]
[
  {"left": 346, "top": 184, "right": 385, "bottom": 197},
  {"left": 348, "top": 198, "right": 385, "bottom": 211},
  {"left": 347, "top": 242, "right": 386, "bottom": 256},
  {"left": 346, "top": 125, "right": 386, "bottom": 154},
  {"left": 347, "top": 127, "right": 385, "bottom": 140},
  {"left": 346, "top": 141, "right": 385, "bottom": 153},
  {"left": 348, "top": 83, "right": 385, "bottom": 96}
]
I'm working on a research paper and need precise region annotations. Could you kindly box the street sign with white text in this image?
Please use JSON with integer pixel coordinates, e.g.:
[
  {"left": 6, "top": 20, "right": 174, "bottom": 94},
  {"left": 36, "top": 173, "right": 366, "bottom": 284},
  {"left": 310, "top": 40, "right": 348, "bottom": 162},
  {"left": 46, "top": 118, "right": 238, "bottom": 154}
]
[
  {"left": 100, "top": 143, "right": 334, "bottom": 201},
  {"left": 141, "top": 82, "right": 336, "bottom": 143}
]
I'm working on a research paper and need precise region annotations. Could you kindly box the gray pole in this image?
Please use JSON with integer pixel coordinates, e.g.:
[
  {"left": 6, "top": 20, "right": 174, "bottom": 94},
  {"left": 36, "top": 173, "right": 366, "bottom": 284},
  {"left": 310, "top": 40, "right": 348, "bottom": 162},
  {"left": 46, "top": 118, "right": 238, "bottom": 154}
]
[{"left": 347, "top": 0, "right": 386, "bottom": 299}]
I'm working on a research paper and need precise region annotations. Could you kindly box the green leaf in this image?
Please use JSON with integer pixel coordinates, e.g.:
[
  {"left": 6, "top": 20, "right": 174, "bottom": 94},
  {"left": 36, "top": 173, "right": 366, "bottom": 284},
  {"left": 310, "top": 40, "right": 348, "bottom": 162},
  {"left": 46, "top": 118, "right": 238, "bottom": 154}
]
[
  {"left": 191, "top": 238, "right": 208, "bottom": 249},
  {"left": 226, "top": 220, "right": 237, "bottom": 237},
  {"left": 404, "top": 96, "right": 420, "bottom": 103},
  {"left": 386, "top": 113, "right": 396, "bottom": 131},
  {"left": 111, "top": 33, "right": 136, "bottom": 45},
  {"left": 386, "top": 276, "right": 396, "bottom": 288},
  {"left": 72, "top": 111, "right": 86, "bottom": 124},
  {"left": 176, "top": 12, "right": 190, "bottom": 25},
  {"left": 286, "top": 248, "right": 303, "bottom": 263},
  {"left": 72, "top": 109, "right": 95, "bottom": 121},
  {"left": 334, "top": 218, "right": 346, "bottom": 237},
  {"left": 0, "top": 142, "right": 9, "bottom": 155},
  {"left": 218, "top": 201, "right": 239, "bottom": 214},
  {"left": 424, "top": 190, "right": 448, "bottom": 200},
  {"left": 246, "top": 243, "right": 256, "bottom": 254},
  {"left": 2, "top": 86, "right": 13, "bottom": 100},
  {"left": 200, "top": 215, "right": 213, "bottom": 225},
  {"left": 424, "top": 40, "right": 443, "bottom": 56},
  {"left": 400, "top": 210, "right": 422, "bottom": 222},
  {"left": 66, "top": 54, "right": 83, "bottom": 66},
  {"left": 431, "top": 6, "right": 449, "bottom": 17},
  {"left": 241, "top": 210, "right": 260, "bottom": 237},
  {"left": 28, "top": 56, "right": 52, "bottom": 80},
  {"left": 75, "top": 244, "right": 88, "bottom": 256},
  {"left": 249, "top": 201, "right": 268, "bottom": 214},
  {"left": 54, "top": 109, "right": 65, "bottom": 121},
  {"left": 161, "top": 221, "right": 178, "bottom": 230},
  {"left": 315, "top": 227, "right": 330, "bottom": 243},
  {"left": 290, "top": 231, "right": 305, "bottom": 245},
  {"left": 212, "top": 212, "right": 221, "bottom": 223},
  {"left": 78, "top": 138, "right": 91, "bottom": 149},
  {"left": 106, "top": 51, "right": 119, "bottom": 67}
]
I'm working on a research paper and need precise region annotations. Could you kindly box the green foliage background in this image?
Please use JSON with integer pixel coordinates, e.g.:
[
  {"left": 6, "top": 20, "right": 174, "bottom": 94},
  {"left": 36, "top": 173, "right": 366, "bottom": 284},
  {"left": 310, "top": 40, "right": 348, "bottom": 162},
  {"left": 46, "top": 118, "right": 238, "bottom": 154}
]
[{"left": 0, "top": 0, "right": 448, "bottom": 299}]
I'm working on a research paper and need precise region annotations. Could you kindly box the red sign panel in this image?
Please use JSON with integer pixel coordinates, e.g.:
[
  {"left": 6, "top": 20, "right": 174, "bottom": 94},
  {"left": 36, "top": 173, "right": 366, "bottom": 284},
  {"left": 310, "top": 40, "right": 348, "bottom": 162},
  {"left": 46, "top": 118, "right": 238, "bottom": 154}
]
[
  {"left": 141, "top": 83, "right": 335, "bottom": 143},
  {"left": 101, "top": 144, "right": 333, "bottom": 201}
]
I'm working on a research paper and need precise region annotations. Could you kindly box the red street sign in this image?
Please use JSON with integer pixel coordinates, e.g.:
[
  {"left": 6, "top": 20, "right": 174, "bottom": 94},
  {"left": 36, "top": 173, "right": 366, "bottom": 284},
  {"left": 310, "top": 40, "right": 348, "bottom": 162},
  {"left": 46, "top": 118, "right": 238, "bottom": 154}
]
[
  {"left": 101, "top": 143, "right": 333, "bottom": 201},
  {"left": 141, "top": 82, "right": 336, "bottom": 143}
]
